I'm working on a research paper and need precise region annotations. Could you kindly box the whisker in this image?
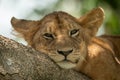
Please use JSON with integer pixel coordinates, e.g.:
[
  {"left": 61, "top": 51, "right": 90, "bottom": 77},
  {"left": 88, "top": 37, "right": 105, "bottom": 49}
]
[{"left": 80, "top": 56, "right": 87, "bottom": 62}]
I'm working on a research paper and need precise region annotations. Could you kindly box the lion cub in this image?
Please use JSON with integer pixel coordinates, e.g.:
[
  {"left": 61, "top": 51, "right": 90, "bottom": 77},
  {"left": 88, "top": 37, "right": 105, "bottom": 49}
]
[{"left": 11, "top": 7, "right": 120, "bottom": 80}]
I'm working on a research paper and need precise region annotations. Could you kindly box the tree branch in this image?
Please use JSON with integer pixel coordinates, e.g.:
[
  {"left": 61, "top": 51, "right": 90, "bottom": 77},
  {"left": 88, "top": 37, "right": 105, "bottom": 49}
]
[{"left": 0, "top": 35, "right": 92, "bottom": 80}]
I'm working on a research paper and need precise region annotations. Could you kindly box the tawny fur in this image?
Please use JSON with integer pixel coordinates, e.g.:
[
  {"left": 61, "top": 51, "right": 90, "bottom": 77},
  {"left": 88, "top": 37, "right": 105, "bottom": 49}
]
[{"left": 11, "top": 7, "right": 120, "bottom": 80}]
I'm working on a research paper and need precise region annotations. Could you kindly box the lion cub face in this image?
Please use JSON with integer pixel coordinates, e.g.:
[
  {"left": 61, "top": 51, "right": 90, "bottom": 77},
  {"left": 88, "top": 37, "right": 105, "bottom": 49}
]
[
  {"left": 11, "top": 7, "right": 104, "bottom": 69},
  {"left": 33, "top": 13, "right": 87, "bottom": 69}
]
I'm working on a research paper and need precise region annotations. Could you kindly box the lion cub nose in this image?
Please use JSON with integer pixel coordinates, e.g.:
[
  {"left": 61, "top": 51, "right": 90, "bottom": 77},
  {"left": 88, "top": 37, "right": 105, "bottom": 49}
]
[{"left": 57, "top": 49, "right": 73, "bottom": 57}]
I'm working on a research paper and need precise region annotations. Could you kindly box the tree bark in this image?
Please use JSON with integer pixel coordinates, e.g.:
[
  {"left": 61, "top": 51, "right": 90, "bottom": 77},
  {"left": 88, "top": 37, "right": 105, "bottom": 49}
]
[{"left": 0, "top": 35, "right": 92, "bottom": 80}]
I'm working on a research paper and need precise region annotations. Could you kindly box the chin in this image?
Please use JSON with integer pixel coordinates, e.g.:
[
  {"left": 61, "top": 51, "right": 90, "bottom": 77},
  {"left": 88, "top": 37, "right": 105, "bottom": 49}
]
[{"left": 57, "top": 61, "right": 77, "bottom": 69}]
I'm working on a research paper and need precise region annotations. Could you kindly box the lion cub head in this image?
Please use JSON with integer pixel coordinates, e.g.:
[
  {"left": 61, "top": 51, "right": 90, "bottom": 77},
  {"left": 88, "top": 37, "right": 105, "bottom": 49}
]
[{"left": 11, "top": 7, "right": 104, "bottom": 69}]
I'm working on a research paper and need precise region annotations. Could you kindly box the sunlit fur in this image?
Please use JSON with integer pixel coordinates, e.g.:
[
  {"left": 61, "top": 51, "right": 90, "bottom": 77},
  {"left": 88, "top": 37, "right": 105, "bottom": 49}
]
[{"left": 11, "top": 7, "right": 120, "bottom": 80}]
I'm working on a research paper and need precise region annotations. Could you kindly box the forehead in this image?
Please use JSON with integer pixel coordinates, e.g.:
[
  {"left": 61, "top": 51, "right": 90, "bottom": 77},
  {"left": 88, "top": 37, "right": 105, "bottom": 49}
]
[{"left": 41, "top": 12, "right": 81, "bottom": 31}]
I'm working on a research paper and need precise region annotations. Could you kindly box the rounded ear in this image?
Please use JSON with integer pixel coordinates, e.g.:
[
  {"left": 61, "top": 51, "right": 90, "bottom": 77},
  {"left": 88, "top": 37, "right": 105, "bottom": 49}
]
[
  {"left": 11, "top": 17, "right": 40, "bottom": 45},
  {"left": 78, "top": 7, "right": 105, "bottom": 39}
]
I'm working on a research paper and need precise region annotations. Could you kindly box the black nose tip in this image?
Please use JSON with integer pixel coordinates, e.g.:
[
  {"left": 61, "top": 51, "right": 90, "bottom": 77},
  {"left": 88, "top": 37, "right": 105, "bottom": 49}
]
[{"left": 57, "top": 49, "right": 73, "bottom": 57}]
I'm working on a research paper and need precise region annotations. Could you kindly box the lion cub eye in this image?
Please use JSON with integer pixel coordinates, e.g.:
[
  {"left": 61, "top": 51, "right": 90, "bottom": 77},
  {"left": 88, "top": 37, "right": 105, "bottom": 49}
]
[
  {"left": 70, "top": 29, "right": 79, "bottom": 37},
  {"left": 43, "top": 33, "right": 54, "bottom": 39}
]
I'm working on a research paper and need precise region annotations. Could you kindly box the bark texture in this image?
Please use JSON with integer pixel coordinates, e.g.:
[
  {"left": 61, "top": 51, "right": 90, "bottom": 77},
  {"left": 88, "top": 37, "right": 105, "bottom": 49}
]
[{"left": 0, "top": 35, "right": 92, "bottom": 80}]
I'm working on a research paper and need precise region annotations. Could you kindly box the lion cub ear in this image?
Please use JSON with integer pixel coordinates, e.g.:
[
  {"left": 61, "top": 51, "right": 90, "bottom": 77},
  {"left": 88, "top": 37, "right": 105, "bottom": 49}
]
[
  {"left": 78, "top": 7, "right": 104, "bottom": 39},
  {"left": 11, "top": 17, "right": 40, "bottom": 45}
]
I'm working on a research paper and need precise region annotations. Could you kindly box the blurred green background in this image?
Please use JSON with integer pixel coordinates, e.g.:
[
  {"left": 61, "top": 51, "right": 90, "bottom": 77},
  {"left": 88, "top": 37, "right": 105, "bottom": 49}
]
[
  {"left": 26, "top": 0, "right": 120, "bottom": 35},
  {"left": 0, "top": 0, "right": 120, "bottom": 44}
]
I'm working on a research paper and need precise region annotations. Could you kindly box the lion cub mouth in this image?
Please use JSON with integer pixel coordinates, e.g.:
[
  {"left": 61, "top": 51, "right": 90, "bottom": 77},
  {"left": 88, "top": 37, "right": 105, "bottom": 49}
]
[
  {"left": 49, "top": 51, "right": 80, "bottom": 69},
  {"left": 57, "top": 61, "right": 76, "bottom": 69},
  {"left": 56, "top": 60, "right": 77, "bottom": 69}
]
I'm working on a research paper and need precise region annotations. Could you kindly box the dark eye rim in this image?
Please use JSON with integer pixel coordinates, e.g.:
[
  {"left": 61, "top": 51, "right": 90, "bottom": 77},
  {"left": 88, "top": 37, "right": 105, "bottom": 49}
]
[
  {"left": 43, "top": 33, "right": 54, "bottom": 39},
  {"left": 70, "top": 29, "right": 79, "bottom": 36}
]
